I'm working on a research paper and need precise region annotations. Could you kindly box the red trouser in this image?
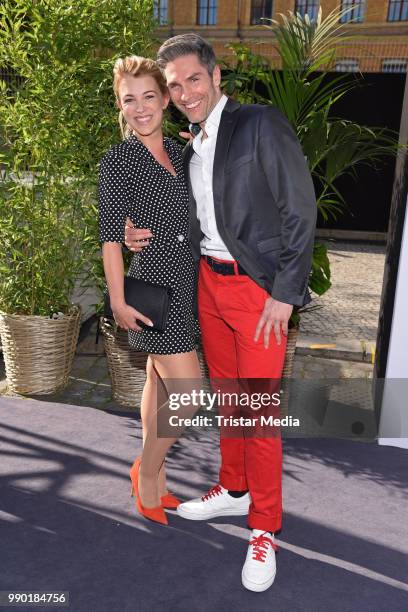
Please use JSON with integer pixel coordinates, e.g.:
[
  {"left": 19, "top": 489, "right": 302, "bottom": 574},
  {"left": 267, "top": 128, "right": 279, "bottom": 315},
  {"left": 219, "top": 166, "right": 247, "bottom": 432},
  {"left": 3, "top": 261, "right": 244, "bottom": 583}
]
[{"left": 198, "top": 258, "right": 287, "bottom": 533}]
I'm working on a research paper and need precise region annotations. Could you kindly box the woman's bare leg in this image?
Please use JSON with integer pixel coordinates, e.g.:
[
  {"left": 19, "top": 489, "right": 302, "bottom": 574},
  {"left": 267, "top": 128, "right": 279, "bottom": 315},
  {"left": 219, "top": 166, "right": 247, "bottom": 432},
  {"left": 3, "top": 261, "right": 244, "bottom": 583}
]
[
  {"left": 138, "top": 350, "right": 202, "bottom": 508},
  {"left": 139, "top": 357, "right": 168, "bottom": 497}
]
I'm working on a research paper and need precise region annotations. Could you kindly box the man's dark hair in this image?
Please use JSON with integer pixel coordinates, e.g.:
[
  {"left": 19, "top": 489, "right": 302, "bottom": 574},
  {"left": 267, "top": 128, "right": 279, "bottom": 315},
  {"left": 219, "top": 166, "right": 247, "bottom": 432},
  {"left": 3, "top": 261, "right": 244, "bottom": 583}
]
[{"left": 157, "top": 33, "right": 216, "bottom": 75}]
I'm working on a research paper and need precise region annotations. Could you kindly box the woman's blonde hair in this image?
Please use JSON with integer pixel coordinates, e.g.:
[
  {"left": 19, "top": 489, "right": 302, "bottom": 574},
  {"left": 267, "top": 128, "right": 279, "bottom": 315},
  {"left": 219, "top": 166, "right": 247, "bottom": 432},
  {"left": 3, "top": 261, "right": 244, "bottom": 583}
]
[{"left": 113, "top": 55, "right": 167, "bottom": 138}]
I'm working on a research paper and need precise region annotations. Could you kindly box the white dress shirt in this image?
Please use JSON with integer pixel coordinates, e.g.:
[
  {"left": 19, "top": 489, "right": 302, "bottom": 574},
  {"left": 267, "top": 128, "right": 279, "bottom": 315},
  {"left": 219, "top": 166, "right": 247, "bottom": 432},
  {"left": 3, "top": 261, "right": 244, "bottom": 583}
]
[{"left": 189, "top": 94, "right": 235, "bottom": 261}]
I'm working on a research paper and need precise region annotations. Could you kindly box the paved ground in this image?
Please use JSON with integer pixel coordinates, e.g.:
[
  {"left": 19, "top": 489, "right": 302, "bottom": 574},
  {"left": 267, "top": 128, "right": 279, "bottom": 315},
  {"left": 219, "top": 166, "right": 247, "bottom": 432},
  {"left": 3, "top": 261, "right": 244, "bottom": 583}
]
[{"left": 300, "top": 241, "right": 386, "bottom": 343}]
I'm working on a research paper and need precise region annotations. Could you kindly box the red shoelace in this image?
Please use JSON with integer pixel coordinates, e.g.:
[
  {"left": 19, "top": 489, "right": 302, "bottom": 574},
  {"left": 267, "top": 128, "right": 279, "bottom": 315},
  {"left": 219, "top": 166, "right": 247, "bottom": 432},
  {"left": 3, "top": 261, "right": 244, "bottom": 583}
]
[
  {"left": 201, "top": 484, "right": 222, "bottom": 501},
  {"left": 249, "top": 532, "right": 278, "bottom": 563}
]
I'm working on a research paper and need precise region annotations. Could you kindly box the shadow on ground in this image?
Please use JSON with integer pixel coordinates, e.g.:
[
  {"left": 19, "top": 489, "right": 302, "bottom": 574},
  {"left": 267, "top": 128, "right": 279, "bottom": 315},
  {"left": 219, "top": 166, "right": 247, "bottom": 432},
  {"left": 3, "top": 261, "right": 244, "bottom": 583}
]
[{"left": 0, "top": 397, "right": 407, "bottom": 612}]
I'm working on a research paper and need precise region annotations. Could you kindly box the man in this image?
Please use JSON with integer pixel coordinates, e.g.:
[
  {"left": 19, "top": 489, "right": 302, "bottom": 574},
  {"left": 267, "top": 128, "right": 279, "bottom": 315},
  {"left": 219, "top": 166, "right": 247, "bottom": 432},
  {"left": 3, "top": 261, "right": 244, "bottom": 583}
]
[{"left": 125, "top": 34, "right": 316, "bottom": 592}]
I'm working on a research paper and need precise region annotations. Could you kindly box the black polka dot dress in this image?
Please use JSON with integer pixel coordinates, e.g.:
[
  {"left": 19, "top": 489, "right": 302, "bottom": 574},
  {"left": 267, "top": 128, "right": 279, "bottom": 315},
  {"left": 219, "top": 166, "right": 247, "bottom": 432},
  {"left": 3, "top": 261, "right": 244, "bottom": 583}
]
[{"left": 98, "top": 134, "right": 199, "bottom": 355}]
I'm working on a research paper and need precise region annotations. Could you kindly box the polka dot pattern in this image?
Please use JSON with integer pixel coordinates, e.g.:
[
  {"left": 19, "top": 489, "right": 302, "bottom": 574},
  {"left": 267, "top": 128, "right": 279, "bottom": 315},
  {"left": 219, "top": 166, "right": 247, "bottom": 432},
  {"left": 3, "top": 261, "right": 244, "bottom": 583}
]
[{"left": 99, "top": 134, "right": 199, "bottom": 354}]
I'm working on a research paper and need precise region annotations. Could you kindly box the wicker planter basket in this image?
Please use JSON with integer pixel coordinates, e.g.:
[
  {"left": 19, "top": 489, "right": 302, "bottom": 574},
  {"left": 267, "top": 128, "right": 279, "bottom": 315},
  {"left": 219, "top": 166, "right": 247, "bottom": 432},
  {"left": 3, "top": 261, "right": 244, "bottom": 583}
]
[
  {"left": 280, "top": 324, "right": 299, "bottom": 415},
  {"left": 282, "top": 324, "right": 299, "bottom": 378},
  {"left": 99, "top": 317, "right": 148, "bottom": 408},
  {"left": 0, "top": 305, "right": 81, "bottom": 395},
  {"left": 100, "top": 317, "right": 298, "bottom": 409}
]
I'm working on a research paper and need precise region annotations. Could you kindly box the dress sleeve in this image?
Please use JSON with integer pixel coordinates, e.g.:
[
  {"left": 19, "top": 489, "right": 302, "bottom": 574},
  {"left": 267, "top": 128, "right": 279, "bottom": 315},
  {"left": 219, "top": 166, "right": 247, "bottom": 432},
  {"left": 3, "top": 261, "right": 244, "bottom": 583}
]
[{"left": 98, "top": 150, "right": 131, "bottom": 243}]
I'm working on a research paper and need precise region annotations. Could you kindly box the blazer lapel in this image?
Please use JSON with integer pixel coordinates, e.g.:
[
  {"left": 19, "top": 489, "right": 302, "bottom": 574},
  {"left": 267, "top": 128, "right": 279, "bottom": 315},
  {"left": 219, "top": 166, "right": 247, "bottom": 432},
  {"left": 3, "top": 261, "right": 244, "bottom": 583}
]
[
  {"left": 182, "top": 141, "right": 195, "bottom": 201},
  {"left": 182, "top": 140, "right": 194, "bottom": 175},
  {"left": 182, "top": 141, "right": 202, "bottom": 260},
  {"left": 212, "top": 98, "right": 241, "bottom": 216}
]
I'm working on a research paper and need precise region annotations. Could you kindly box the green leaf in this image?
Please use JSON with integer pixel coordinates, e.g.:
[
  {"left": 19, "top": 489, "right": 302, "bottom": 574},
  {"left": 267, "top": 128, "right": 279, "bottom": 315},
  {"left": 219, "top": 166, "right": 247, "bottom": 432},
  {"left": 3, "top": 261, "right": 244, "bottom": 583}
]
[{"left": 309, "top": 242, "right": 331, "bottom": 296}]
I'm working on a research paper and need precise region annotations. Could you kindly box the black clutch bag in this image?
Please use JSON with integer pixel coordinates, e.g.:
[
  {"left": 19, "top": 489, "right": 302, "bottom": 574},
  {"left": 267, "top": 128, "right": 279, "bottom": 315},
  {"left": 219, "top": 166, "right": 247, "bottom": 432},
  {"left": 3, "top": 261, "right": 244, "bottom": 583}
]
[{"left": 104, "top": 276, "right": 171, "bottom": 332}]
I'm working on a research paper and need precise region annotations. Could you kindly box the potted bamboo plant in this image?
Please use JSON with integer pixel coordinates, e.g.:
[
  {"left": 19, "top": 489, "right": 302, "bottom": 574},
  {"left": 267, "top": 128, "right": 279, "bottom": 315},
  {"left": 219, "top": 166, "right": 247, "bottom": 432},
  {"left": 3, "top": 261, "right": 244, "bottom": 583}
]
[{"left": 0, "top": 0, "right": 155, "bottom": 395}]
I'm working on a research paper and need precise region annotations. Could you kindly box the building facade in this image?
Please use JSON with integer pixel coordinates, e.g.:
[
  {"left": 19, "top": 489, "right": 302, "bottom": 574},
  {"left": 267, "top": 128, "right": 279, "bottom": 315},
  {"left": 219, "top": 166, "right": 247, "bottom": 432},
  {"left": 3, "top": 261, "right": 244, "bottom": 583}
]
[{"left": 154, "top": 0, "right": 408, "bottom": 71}]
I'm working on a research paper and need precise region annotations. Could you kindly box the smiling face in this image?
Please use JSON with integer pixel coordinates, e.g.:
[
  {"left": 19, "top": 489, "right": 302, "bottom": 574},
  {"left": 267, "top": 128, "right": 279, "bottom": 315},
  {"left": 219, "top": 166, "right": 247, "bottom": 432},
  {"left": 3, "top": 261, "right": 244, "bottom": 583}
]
[
  {"left": 116, "top": 73, "right": 169, "bottom": 141},
  {"left": 163, "top": 54, "right": 222, "bottom": 126}
]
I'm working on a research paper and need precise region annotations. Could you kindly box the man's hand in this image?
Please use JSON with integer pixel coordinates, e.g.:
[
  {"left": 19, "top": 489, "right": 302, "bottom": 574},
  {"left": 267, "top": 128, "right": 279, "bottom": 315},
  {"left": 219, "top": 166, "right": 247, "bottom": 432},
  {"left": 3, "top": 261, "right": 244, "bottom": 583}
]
[
  {"left": 124, "top": 217, "right": 153, "bottom": 252},
  {"left": 254, "top": 297, "right": 293, "bottom": 349}
]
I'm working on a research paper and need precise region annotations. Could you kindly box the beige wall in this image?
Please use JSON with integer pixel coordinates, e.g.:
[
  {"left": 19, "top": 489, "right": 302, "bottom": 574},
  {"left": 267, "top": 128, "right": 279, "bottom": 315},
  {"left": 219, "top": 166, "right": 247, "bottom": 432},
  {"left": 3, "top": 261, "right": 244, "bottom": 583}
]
[
  {"left": 155, "top": 1, "right": 408, "bottom": 71},
  {"left": 173, "top": 0, "right": 196, "bottom": 26}
]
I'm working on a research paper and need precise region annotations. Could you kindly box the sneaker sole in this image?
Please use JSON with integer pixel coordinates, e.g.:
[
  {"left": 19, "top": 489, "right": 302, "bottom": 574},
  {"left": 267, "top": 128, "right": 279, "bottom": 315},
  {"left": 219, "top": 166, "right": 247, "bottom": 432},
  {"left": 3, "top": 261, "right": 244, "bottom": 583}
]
[
  {"left": 177, "top": 506, "right": 249, "bottom": 520},
  {"left": 241, "top": 569, "right": 276, "bottom": 592}
]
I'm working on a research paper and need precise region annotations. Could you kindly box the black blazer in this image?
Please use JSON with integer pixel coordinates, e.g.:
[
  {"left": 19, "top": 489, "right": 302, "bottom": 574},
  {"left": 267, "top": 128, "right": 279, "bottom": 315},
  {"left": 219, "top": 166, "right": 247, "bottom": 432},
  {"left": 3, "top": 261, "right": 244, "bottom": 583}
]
[{"left": 183, "top": 98, "right": 317, "bottom": 307}]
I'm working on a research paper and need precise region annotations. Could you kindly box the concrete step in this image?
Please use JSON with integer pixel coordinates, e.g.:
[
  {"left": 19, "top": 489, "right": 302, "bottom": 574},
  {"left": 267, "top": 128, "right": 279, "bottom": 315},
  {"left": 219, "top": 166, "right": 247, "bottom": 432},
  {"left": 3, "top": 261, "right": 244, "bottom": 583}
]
[
  {"left": 315, "top": 229, "right": 387, "bottom": 243},
  {"left": 297, "top": 334, "right": 376, "bottom": 363}
]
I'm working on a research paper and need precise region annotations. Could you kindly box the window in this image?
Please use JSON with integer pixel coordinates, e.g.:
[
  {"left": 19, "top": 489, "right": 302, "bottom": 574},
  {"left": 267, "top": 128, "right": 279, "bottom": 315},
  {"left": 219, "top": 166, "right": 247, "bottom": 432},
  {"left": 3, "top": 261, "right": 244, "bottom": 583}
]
[
  {"left": 382, "top": 59, "right": 407, "bottom": 73},
  {"left": 339, "top": 0, "right": 365, "bottom": 23},
  {"left": 154, "top": 0, "right": 168, "bottom": 25},
  {"left": 294, "top": 0, "right": 320, "bottom": 22},
  {"left": 251, "top": 0, "right": 273, "bottom": 25},
  {"left": 197, "top": 0, "right": 217, "bottom": 25},
  {"left": 388, "top": 0, "right": 408, "bottom": 21},
  {"left": 335, "top": 59, "right": 360, "bottom": 72}
]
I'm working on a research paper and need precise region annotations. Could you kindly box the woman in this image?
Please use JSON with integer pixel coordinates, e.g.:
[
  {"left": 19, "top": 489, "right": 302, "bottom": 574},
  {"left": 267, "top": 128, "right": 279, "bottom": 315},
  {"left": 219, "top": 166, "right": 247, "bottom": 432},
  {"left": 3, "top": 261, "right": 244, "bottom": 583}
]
[{"left": 99, "top": 56, "right": 201, "bottom": 525}]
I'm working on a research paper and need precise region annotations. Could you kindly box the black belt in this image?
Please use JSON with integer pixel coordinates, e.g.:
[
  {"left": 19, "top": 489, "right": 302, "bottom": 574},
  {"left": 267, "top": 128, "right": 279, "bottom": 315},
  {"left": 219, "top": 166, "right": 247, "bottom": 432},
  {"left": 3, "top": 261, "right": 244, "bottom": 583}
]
[{"left": 203, "top": 255, "right": 248, "bottom": 276}]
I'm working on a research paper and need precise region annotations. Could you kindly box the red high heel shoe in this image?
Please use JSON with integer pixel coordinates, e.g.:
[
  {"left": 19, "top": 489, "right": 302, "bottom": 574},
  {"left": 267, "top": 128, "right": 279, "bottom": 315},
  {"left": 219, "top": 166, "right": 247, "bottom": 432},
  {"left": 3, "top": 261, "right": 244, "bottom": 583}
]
[
  {"left": 129, "top": 458, "right": 168, "bottom": 525},
  {"left": 160, "top": 492, "right": 182, "bottom": 509}
]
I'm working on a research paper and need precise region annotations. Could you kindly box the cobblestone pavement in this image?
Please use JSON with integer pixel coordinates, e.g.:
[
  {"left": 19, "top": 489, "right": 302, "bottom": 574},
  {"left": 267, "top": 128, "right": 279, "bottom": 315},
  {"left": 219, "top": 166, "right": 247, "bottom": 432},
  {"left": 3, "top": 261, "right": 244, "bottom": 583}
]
[
  {"left": 292, "top": 354, "right": 372, "bottom": 379},
  {"left": 300, "top": 241, "right": 386, "bottom": 342}
]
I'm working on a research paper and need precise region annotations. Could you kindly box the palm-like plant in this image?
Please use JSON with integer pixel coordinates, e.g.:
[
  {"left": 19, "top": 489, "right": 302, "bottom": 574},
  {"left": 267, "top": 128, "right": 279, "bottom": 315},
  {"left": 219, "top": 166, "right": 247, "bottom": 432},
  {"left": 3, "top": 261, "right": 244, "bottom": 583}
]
[{"left": 223, "top": 7, "right": 397, "bottom": 299}]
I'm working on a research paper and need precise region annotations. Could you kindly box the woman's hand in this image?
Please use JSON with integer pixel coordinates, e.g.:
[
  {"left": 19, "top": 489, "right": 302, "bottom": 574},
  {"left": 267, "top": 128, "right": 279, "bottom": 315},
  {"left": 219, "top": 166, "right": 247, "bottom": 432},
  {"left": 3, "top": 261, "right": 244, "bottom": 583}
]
[
  {"left": 112, "top": 302, "right": 153, "bottom": 331},
  {"left": 179, "top": 130, "right": 193, "bottom": 141}
]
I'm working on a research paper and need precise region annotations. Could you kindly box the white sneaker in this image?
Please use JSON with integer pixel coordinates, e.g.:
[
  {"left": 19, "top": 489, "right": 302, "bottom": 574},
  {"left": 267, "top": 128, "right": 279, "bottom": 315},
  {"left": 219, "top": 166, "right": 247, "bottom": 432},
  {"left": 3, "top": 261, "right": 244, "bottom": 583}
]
[
  {"left": 241, "top": 529, "right": 277, "bottom": 592},
  {"left": 177, "top": 484, "right": 250, "bottom": 520}
]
